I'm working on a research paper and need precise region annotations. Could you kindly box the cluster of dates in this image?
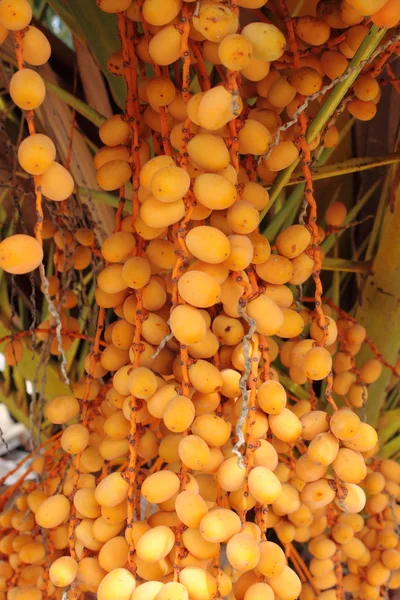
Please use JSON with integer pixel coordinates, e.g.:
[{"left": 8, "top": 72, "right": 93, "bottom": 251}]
[{"left": 0, "top": 0, "right": 399, "bottom": 600}]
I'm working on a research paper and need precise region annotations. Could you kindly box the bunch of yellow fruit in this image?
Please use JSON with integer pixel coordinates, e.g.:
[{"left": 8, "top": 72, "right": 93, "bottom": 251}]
[{"left": 0, "top": 0, "right": 399, "bottom": 599}]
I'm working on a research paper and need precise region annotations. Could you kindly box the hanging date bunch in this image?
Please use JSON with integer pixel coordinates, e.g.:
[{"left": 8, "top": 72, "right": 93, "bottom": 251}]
[{"left": 0, "top": 0, "right": 399, "bottom": 599}]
